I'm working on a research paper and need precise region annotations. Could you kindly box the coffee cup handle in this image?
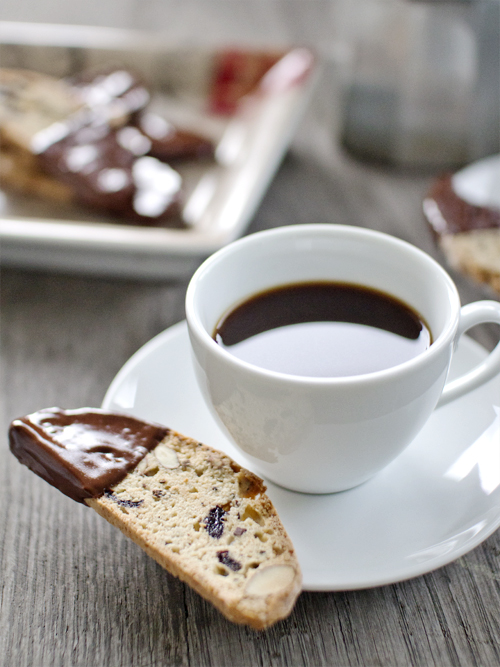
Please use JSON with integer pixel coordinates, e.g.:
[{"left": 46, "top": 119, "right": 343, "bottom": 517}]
[{"left": 437, "top": 300, "right": 500, "bottom": 408}]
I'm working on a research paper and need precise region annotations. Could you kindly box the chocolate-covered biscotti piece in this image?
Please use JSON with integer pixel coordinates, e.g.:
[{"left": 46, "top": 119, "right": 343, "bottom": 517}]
[
  {"left": 0, "top": 67, "right": 216, "bottom": 225},
  {"left": 424, "top": 173, "right": 500, "bottom": 294},
  {"left": 9, "top": 407, "right": 302, "bottom": 629},
  {"left": 36, "top": 120, "right": 183, "bottom": 225}
]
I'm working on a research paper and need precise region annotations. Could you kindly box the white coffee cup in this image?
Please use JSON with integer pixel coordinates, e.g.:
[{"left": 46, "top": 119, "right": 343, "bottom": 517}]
[{"left": 185, "top": 224, "right": 500, "bottom": 493}]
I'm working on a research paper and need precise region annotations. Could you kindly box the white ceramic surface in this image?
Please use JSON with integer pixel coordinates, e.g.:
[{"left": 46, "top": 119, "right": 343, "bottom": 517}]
[
  {"left": 185, "top": 225, "right": 500, "bottom": 493},
  {"left": 0, "top": 22, "right": 317, "bottom": 279},
  {"left": 452, "top": 154, "right": 500, "bottom": 210},
  {"left": 102, "top": 321, "right": 500, "bottom": 591}
]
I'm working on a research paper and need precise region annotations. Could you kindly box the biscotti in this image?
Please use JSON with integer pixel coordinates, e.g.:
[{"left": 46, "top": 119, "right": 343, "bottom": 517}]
[
  {"left": 424, "top": 171, "right": 500, "bottom": 294},
  {"left": 9, "top": 407, "right": 302, "bottom": 629},
  {"left": 0, "top": 66, "right": 215, "bottom": 225},
  {"left": 438, "top": 229, "right": 500, "bottom": 294},
  {"left": 0, "top": 68, "right": 81, "bottom": 201},
  {"left": 0, "top": 68, "right": 83, "bottom": 152}
]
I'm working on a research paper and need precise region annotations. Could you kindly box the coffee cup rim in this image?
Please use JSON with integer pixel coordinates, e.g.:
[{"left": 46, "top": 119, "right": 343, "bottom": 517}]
[{"left": 186, "top": 224, "right": 460, "bottom": 384}]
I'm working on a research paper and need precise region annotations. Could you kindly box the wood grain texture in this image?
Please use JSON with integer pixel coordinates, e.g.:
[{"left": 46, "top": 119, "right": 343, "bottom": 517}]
[{"left": 1, "top": 4, "right": 500, "bottom": 666}]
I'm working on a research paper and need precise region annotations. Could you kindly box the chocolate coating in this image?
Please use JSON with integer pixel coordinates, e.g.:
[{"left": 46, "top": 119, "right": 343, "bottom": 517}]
[
  {"left": 425, "top": 174, "right": 500, "bottom": 236},
  {"left": 9, "top": 407, "right": 169, "bottom": 503},
  {"left": 134, "top": 111, "right": 214, "bottom": 162},
  {"left": 37, "top": 120, "right": 183, "bottom": 224}
]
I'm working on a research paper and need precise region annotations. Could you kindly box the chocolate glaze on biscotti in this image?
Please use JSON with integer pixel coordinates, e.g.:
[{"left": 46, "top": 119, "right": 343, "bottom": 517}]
[
  {"left": 9, "top": 407, "right": 168, "bottom": 503},
  {"left": 134, "top": 111, "right": 214, "bottom": 162},
  {"left": 36, "top": 120, "right": 183, "bottom": 225},
  {"left": 425, "top": 174, "right": 500, "bottom": 235}
]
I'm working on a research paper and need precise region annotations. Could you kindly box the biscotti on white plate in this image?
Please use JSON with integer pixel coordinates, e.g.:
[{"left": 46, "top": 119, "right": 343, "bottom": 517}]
[{"left": 9, "top": 407, "right": 302, "bottom": 629}]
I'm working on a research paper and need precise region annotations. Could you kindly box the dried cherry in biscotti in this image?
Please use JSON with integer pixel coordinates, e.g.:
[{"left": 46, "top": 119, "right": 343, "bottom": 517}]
[{"left": 204, "top": 505, "right": 227, "bottom": 539}]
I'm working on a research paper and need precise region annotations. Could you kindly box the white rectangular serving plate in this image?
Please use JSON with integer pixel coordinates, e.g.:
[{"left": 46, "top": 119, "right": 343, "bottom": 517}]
[{"left": 0, "top": 22, "right": 317, "bottom": 279}]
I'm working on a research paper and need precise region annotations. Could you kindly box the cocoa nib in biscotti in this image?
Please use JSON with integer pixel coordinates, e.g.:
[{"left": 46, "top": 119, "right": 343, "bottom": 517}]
[
  {"left": 8, "top": 407, "right": 168, "bottom": 503},
  {"left": 217, "top": 550, "right": 242, "bottom": 571},
  {"left": 104, "top": 490, "right": 145, "bottom": 508}
]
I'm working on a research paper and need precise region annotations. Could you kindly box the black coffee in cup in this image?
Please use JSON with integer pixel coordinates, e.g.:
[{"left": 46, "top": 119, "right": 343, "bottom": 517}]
[{"left": 213, "top": 282, "right": 431, "bottom": 377}]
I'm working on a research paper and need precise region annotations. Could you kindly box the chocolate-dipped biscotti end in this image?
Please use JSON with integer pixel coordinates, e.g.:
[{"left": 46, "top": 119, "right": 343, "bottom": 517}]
[
  {"left": 9, "top": 407, "right": 169, "bottom": 503},
  {"left": 9, "top": 407, "right": 302, "bottom": 629},
  {"left": 424, "top": 172, "right": 500, "bottom": 294}
]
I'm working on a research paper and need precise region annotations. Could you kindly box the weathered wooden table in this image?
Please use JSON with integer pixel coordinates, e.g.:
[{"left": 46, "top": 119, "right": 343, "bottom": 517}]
[{"left": 1, "top": 5, "right": 499, "bottom": 666}]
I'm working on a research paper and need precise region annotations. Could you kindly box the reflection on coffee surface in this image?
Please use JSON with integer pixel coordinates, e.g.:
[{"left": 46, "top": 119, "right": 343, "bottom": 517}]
[{"left": 214, "top": 282, "right": 432, "bottom": 377}]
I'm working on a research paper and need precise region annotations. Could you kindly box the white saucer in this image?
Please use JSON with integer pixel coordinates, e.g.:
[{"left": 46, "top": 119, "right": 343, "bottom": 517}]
[{"left": 103, "top": 321, "right": 500, "bottom": 591}]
